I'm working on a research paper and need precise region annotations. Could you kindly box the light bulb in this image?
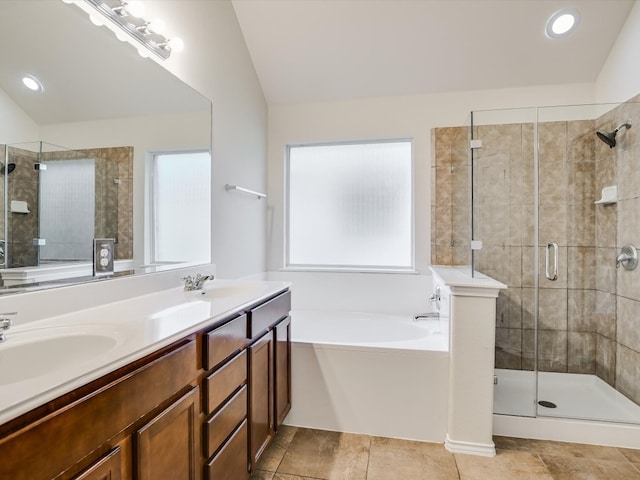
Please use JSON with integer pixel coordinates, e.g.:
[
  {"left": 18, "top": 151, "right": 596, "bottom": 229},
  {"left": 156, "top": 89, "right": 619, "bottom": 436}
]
[
  {"left": 137, "top": 46, "right": 151, "bottom": 58},
  {"left": 545, "top": 8, "right": 580, "bottom": 39},
  {"left": 147, "top": 19, "right": 166, "bottom": 35},
  {"left": 89, "top": 14, "right": 105, "bottom": 26},
  {"left": 115, "top": 30, "right": 128, "bottom": 42},
  {"left": 551, "top": 14, "right": 575, "bottom": 35},
  {"left": 22, "top": 75, "right": 43, "bottom": 92},
  {"left": 125, "top": 1, "right": 145, "bottom": 18},
  {"left": 168, "top": 37, "right": 184, "bottom": 52}
]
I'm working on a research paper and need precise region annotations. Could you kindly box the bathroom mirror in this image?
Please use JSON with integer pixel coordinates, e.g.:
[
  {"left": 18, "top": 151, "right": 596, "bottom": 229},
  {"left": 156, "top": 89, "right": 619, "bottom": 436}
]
[{"left": 0, "top": 1, "right": 211, "bottom": 293}]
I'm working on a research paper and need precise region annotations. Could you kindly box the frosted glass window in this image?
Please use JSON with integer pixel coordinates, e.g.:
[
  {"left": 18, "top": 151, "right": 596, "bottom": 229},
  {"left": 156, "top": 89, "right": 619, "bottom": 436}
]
[
  {"left": 287, "top": 141, "right": 413, "bottom": 270},
  {"left": 152, "top": 151, "right": 211, "bottom": 264},
  {"left": 39, "top": 159, "right": 95, "bottom": 261}
]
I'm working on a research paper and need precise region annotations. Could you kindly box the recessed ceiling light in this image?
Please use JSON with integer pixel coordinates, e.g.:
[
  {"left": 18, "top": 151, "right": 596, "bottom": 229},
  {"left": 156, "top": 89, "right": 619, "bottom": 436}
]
[
  {"left": 546, "top": 8, "right": 580, "bottom": 38},
  {"left": 22, "top": 75, "right": 43, "bottom": 92}
]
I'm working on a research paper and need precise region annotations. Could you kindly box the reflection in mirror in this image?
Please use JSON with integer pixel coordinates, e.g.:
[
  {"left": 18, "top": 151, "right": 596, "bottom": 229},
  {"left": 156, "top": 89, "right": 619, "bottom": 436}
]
[
  {"left": 2, "top": 142, "right": 130, "bottom": 268},
  {"left": 0, "top": 1, "right": 212, "bottom": 293}
]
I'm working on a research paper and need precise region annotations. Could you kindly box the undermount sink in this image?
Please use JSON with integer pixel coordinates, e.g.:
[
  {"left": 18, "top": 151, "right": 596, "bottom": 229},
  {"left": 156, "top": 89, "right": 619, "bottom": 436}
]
[{"left": 0, "top": 330, "right": 120, "bottom": 386}]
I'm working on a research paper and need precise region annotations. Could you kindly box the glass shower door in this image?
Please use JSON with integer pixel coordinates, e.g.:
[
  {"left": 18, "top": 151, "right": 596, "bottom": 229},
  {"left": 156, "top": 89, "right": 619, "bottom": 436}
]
[
  {"left": 470, "top": 107, "right": 538, "bottom": 417},
  {"left": 0, "top": 144, "right": 7, "bottom": 269},
  {"left": 535, "top": 103, "right": 640, "bottom": 424}
]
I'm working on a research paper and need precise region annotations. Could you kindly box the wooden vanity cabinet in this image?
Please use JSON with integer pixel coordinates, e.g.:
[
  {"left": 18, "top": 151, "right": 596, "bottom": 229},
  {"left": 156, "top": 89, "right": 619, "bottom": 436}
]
[
  {"left": 0, "top": 287, "right": 292, "bottom": 480},
  {"left": 0, "top": 339, "right": 199, "bottom": 480},
  {"left": 247, "top": 291, "right": 291, "bottom": 471}
]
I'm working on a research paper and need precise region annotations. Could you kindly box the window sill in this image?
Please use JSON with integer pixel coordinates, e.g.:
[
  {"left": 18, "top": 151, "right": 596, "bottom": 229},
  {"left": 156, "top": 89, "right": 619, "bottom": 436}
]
[{"left": 281, "top": 266, "right": 419, "bottom": 275}]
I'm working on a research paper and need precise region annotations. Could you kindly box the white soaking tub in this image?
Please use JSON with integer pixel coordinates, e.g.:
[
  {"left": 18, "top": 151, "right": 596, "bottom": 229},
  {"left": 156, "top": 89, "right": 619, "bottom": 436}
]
[{"left": 284, "top": 309, "right": 450, "bottom": 442}]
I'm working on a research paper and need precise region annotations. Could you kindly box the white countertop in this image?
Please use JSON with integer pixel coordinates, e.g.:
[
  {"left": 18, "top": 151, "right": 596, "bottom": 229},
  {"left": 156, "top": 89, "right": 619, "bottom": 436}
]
[
  {"left": 0, "top": 279, "right": 290, "bottom": 425},
  {"left": 429, "top": 266, "right": 506, "bottom": 297}
]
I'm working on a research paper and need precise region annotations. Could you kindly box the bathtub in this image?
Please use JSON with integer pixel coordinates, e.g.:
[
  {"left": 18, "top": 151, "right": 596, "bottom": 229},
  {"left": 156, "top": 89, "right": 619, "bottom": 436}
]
[{"left": 284, "top": 309, "right": 450, "bottom": 442}]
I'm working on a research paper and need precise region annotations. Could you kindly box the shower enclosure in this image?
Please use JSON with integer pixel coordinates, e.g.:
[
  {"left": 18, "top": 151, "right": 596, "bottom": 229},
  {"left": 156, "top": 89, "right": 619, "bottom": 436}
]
[
  {"left": 0, "top": 141, "right": 120, "bottom": 271},
  {"left": 432, "top": 98, "right": 640, "bottom": 426}
]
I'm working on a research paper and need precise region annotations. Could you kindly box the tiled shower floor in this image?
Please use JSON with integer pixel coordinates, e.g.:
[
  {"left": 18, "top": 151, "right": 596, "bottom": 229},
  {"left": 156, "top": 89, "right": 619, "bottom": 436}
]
[
  {"left": 494, "top": 368, "right": 640, "bottom": 423},
  {"left": 250, "top": 426, "right": 640, "bottom": 479}
]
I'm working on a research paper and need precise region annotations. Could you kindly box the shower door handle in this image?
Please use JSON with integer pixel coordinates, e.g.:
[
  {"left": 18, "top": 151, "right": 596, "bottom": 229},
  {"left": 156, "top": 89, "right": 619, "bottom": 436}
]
[{"left": 545, "top": 242, "right": 558, "bottom": 281}]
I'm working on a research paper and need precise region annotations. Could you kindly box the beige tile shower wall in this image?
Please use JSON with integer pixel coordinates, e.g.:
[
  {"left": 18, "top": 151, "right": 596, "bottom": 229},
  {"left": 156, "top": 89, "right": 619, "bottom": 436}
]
[
  {"left": 565, "top": 120, "right": 597, "bottom": 375},
  {"left": 431, "top": 126, "right": 470, "bottom": 267},
  {"left": 82, "top": 147, "right": 133, "bottom": 261},
  {"left": 596, "top": 94, "right": 640, "bottom": 405},
  {"left": 473, "top": 122, "right": 536, "bottom": 372},
  {"left": 7, "top": 148, "right": 39, "bottom": 268}
]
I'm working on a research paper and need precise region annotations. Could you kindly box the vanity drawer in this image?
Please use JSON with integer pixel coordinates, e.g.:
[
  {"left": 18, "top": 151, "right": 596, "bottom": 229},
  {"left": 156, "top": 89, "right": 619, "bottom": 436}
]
[
  {"left": 248, "top": 291, "right": 291, "bottom": 339},
  {"left": 205, "top": 420, "right": 248, "bottom": 480},
  {"left": 204, "top": 385, "right": 247, "bottom": 458},
  {"left": 204, "top": 314, "right": 247, "bottom": 371},
  {"left": 204, "top": 350, "right": 247, "bottom": 415}
]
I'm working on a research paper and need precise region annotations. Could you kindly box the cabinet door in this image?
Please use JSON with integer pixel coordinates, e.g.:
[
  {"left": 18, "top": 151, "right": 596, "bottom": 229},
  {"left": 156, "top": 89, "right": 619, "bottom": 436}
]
[
  {"left": 74, "top": 447, "right": 122, "bottom": 480},
  {"left": 248, "top": 331, "right": 274, "bottom": 468},
  {"left": 274, "top": 316, "right": 291, "bottom": 428},
  {"left": 135, "top": 387, "right": 200, "bottom": 480}
]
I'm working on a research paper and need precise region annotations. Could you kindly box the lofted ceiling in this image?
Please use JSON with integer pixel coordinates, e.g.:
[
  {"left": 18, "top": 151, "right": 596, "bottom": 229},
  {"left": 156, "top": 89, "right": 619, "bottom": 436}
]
[{"left": 231, "top": 0, "right": 635, "bottom": 104}]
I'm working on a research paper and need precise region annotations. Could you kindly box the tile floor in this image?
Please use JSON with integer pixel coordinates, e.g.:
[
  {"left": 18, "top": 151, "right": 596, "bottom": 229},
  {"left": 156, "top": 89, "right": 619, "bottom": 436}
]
[{"left": 250, "top": 426, "right": 640, "bottom": 480}]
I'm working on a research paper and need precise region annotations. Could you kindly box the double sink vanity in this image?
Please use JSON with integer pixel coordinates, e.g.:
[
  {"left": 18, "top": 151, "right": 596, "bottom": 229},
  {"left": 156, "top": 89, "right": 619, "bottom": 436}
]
[{"left": 0, "top": 268, "right": 291, "bottom": 480}]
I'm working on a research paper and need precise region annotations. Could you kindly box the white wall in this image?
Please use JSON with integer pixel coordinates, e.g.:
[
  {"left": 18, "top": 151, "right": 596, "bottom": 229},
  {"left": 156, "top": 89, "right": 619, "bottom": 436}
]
[
  {"left": 146, "top": 1, "right": 268, "bottom": 279},
  {"left": 267, "top": 83, "right": 595, "bottom": 273},
  {"left": 0, "top": 87, "right": 38, "bottom": 144},
  {"left": 596, "top": 0, "right": 640, "bottom": 103}
]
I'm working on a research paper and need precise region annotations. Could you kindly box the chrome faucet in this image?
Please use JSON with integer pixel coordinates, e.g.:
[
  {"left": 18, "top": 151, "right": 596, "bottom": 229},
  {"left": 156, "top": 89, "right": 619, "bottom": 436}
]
[
  {"left": 415, "top": 286, "right": 442, "bottom": 321},
  {"left": 617, "top": 252, "right": 630, "bottom": 267},
  {"left": 183, "top": 274, "right": 214, "bottom": 291},
  {"left": 0, "top": 312, "right": 17, "bottom": 343},
  {"left": 616, "top": 245, "right": 638, "bottom": 270}
]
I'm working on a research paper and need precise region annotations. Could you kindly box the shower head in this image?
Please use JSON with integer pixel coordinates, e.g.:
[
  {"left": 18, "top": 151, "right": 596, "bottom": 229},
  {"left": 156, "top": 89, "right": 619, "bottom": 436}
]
[
  {"left": 0, "top": 162, "right": 15, "bottom": 175},
  {"left": 596, "top": 121, "right": 632, "bottom": 148}
]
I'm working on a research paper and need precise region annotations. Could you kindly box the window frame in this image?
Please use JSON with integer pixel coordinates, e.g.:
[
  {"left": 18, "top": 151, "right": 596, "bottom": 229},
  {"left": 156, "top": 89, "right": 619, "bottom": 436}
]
[{"left": 285, "top": 138, "right": 415, "bottom": 273}]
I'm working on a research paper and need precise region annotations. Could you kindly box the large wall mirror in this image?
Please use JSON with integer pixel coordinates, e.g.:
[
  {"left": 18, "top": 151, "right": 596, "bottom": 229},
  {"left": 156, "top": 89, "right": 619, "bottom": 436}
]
[{"left": 0, "top": 1, "right": 211, "bottom": 293}]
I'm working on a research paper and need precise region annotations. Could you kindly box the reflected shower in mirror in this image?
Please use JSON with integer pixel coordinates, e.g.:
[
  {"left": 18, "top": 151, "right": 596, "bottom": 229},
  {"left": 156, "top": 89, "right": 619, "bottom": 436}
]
[{"left": 3, "top": 142, "right": 129, "bottom": 270}]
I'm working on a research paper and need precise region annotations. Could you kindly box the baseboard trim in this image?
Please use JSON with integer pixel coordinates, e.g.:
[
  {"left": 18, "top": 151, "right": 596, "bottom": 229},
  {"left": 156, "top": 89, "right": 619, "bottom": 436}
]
[{"left": 444, "top": 434, "right": 496, "bottom": 457}]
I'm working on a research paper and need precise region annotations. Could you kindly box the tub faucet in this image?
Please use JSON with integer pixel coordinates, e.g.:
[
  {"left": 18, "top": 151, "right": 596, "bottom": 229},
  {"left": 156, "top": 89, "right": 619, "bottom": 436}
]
[
  {"left": 0, "top": 312, "right": 17, "bottom": 343},
  {"left": 183, "top": 274, "right": 214, "bottom": 291},
  {"left": 414, "top": 312, "right": 439, "bottom": 322}
]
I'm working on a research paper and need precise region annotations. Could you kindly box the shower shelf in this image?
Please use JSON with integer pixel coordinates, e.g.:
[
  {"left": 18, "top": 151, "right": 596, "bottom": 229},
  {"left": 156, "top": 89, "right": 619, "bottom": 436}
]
[{"left": 594, "top": 185, "right": 617, "bottom": 205}]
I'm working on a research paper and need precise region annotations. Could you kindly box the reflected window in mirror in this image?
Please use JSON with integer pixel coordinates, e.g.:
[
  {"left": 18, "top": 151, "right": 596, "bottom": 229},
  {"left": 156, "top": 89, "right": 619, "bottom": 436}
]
[{"left": 150, "top": 151, "right": 211, "bottom": 265}]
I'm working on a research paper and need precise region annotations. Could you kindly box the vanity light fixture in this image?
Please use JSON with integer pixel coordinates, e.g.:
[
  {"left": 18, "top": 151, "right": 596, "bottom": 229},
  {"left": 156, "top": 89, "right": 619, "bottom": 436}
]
[
  {"left": 545, "top": 8, "right": 580, "bottom": 38},
  {"left": 77, "top": 0, "right": 183, "bottom": 60}
]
